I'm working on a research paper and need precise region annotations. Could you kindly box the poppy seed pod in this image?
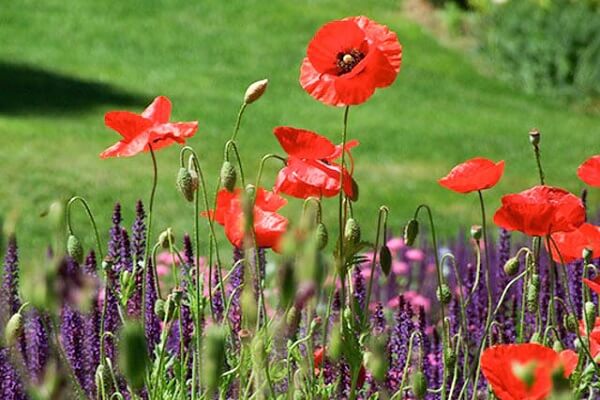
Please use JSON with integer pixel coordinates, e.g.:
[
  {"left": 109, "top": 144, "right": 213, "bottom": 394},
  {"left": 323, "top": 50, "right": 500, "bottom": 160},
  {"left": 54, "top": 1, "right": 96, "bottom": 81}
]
[
  {"left": 316, "top": 223, "right": 328, "bottom": 250},
  {"left": 67, "top": 234, "right": 84, "bottom": 264},
  {"left": 344, "top": 218, "right": 361, "bottom": 245},
  {"left": 404, "top": 219, "right": 419, "bottom": 246},
  {"left": 503, "top": 257, "right": 520, "bottom": 276},
  {"left": 158, "top": 228, "right": 175, "bottom": 249},
  {"left": 5, "top": 312, "right": 23, "bottom": 346},
  {"left": 176, "top": 167, "right": 195, "bottom": 202},
  {"left": 243, "top": 79, "right": 268, "bottom": 104},
  {"left": 470, "top": 225, "right": 482, "bottom": 241},
  {"left": 220, "top": 161, "right": 237, "bottom": 192},
  {"left": 118, "top": 322, "right": 149, "bottom": 389},
  {"left": 379, "top": 245, "right": 392, "bottom": 276},
  {"left": 529, "top": 128, "right": 541, "bottom": 146},
  {"left": 412, "top": 370, "right": 428, "bottom": 400},
  {"left": 436, "top": 283, "right": 452, "bottom": 305}
]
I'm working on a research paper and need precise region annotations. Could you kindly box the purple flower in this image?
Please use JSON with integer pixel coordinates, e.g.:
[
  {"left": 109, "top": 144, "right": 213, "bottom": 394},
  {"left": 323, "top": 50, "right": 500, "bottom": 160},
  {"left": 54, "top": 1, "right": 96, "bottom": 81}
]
[
  {"left": 387, "top": 295, "right": 413, "bottom": 392},
  {"left": 352, "top": 265, "right": 366, "bottom": 312},
  {"left": 371, "top": 302, "right": 386, "bottom": 335},
  {"left": 0, "top": 347, "right": 26, "bottom": 400},
  {"left": 24, "top": 309, "right": 49, "bottom": 385},
  {"left": 145, "top": 258, "right": 160, "bottom": 356},
  {"left": 83, "top": 252, "right": 101, "bottom": 397}
]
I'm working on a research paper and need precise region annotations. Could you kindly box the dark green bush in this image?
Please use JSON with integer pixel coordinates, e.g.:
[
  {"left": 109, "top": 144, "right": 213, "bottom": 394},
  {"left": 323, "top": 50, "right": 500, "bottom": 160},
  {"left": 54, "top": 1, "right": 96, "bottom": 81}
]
[
  {"left": 482, "top": 0, "right": 600, "bottom": 96},
  {"left": 427, "top": 0, "right": 471, "bottom": 9}
]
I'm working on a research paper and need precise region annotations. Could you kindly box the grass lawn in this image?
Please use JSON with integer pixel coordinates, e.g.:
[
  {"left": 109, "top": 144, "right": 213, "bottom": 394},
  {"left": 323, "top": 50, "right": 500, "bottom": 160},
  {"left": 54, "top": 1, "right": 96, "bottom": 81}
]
[{"left": 1, "top": 0, "right": 599, "bottom": 266}]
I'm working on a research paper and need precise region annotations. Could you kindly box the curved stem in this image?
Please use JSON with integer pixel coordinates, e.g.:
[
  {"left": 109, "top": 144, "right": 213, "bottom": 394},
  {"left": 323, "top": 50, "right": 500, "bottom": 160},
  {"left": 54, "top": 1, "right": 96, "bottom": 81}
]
[
  {"left": 230, "top": 103, "right": 248, "bottom": 143},
  {"left": 66, "top": 196, "right": 105, "bottom": 261},
  {"left": 363, "top": 206, "right": 388, "bottom": 325},
  {"left": 141, "top": 146, "right": 158, "bottom": 329},
  {"left": 225, "top": 140, "right": 247, "bottom": 188}
]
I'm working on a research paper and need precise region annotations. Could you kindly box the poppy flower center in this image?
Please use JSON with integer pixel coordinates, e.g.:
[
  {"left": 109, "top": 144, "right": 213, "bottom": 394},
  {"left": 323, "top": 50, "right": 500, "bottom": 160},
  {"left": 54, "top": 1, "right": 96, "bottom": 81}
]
[{"left": 336, "top": 49, "right": 365, "bottom": 75}]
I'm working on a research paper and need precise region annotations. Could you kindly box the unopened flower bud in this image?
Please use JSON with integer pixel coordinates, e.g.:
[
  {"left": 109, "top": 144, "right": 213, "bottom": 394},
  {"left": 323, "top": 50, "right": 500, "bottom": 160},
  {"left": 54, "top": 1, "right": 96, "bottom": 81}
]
[
  {"left": 5, "top": 313, "right": 23, "bottom": 346},
  {"left": 436, "top": 283, "right": 452, "bottom": 305},
  {"left": 564, "top": 314, "right": 578, "bottom": 333},
  {"left": 513, "top": 360, "right": 537, "bottom": 389},
  {"left": 310, "top": 316, "right": 322, "bottom": 332},
  {"left": 379, "top": 245, "right": 392, "bottom": 277},
  {"left": 583, "top": 247, "right": 593, "bottom": 264},
  {"left": 344, "top": 218, "right": 361, "bottom": 245},
  {"left": 118, "top": 322, "right": 149, "bottom": 389},
  {"left": 552, "top": 340, "right": 564, "bottom": 353},
  {"left": 315, "top": 223, "right": 328, "bottom": 250},
  {"left": 404, "top": 219, "right": 419, "bottom": 246},
  {"left": 503, "top": 256, "right": 520, "bottom": 276},
  {"left": 102, "top": 256, "right": 114, "bottom": 272},
  {"left": 529, "top": 331, "right": 541, "bottom": 344},
  {"left": 176, "top": 167, "right": 195, "bottom": 202},
  {"left": 238, "top": 328, "right": 252, "bottom": 344},
  {"left": 585, "top": 301, "right": 596, "bottom": 329},
  {"left": 154, "top": 299, "right": 166, "bottom": 321},
  {"left": 529, "top": 128, "right": 541, "bottom": 146},
  {"left": 243, "top": 79, "right": 268, "bottom": 104},
  {"left": 412, "top": 370, "right": 428, "bottom": 400},
  {"left": 220, "top": 161, "right": 237, "bottom": 192},
  {"left": 470, "top": 225, "right": 482, "bottom": 241},
  {"left": 158, "top": 228, "right": 175, "bottom": 249},
  {"left": 67, "top": 234, "right": 84, "bottom": 264},
  {"left": 445, "top": 348, "right": 456, "bottom": 369}
]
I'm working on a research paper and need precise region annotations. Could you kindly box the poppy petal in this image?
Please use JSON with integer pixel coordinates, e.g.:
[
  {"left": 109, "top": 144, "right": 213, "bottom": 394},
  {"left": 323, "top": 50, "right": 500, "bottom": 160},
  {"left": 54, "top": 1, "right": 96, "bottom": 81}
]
[
  {"left": 578, "top": 155, "right": 600, "bottom": 188},
  {"left": 439, "top": 158, "right": 505, "bottom": 194},
  {"left": 274, "top": 126, "right": 337, "bottom": 159},
  {"left": 306, "top": 19, "right": 366, "bottom": 74},
  {"left": 104, "top": 111, "right": 153, "bottom": 141},
  {"left": 142, "top": 96, "right": 172, "bottom": 124}
]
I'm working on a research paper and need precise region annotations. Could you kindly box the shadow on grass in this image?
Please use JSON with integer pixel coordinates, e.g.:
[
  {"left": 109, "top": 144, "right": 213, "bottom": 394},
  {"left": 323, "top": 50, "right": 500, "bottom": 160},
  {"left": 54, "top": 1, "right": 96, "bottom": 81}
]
[{"left": 0, "top": 62, "right": 146, "bottom": 115}]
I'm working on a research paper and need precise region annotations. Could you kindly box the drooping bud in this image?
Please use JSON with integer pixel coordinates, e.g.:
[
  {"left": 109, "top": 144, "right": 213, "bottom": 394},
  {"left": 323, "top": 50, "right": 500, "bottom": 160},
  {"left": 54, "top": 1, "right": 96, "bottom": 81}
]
[
  {"left": 585, "top": 301, "right": 596, "bottom": 329},
  {"left": 154, "top": 299, "right": 166, "bottom": 321},
  {"left": 404, "top": 219, "right": 419, "bottom": 246},
  {"left": 513, "top": 360, "right": 537, "bottom": 389},
  {"left": 470, "top": 225, "right": 482, "bottom": 241},
  {"left": 243, "top": 79, "right": 268, "bottom": 104},
  {"left": 176, "top": 167, "right": 195, "bottom": 202},
  {"left": 344, "top": 218, "right": 361, "bottom": 245},
  {"left": 529, "top": 128, "right": 541, "bottom": 146},
  {"left": 529, "top": 331, "right": 541, "bottom": 344},
  {"left": 564, "top": 314, "right": 578, "bottom": 333},
  {"left": 220, "top": 161, "right": 237, "bottom": 192},
  {"left": 379, "top": 245, "right": 392, "bottom": 276},
  {"left": 583, "top": 247, "right": 593, "bottom": 264},
  {"left": 436, "top": 283, "right": 452, "bottom": 305},
  {"left": 503, "top": 256, "right": 520, "bottom": 276},
  {"left": 527, "top": 274, "right": 540, "bottom": 313},
  {"left": 158, "top": 228, "right": 175, "bottom": 249},
  {"left": 67, "top": 234, "right": 84, "bottom": 264},
  {"left": 412, "top": 370, "right": 428, "bottom": 400},
  {"left": 5, "top": 312, "right": 23, "bottom": 346},
  {"left": 552, "top": 340, "right": 564, "bottom": 353},
  {"left": 315, "top": 223, "right": 328, "bottom": 250},
  {"left": 203, "top": 325, "right": 227, "bottom": 396},
  {"left": 118, "top": 322, "right": 149, "bottom": 389}
]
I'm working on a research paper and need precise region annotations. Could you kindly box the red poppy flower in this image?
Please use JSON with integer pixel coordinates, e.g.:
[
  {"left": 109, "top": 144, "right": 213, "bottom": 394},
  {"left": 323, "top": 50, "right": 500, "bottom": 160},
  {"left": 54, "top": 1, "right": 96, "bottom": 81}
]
[
  {"left": 584, "top": 277, "right": 600, "bottom": 297},
  {"left": 493, "top": 186, "right": 586, "bottom": 237},
  {"left": 548, "top": 223, "right": 600, "bottom": 263},
  {"left": 273, "top": 126, "right": 358, "bottom": 199},
  {"left": 206, "top": 188, "right": 288, "bottom": 250},
  {"left": 300, "top": 16, "right": 402, "bottom": 106},
  {"left": 313, "top": 347, "right": 366, "bottom": 387},
  {"left": 578, "top": 155, "right": 600, "bottom": 188},
  {"left": 100, "top": 96, "right": 198, "bottom": 158},
  {"left": 438, "top": 157, "right": 505, "bottom": 194},
  {"left": 481, "top": 343, "right": 576, "bottom": 400},
  {"left": 579, "top": 317, "right": 600, "bottom": 361}
]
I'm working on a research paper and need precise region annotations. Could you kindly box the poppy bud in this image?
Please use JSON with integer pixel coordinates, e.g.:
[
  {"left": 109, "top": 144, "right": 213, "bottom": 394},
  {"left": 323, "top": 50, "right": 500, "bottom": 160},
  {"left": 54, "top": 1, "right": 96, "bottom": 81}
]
[
  {"left": 436, "top": 283, "right": 452, "bottom": 305},
  {"left": 529, "top": 331, "right": 541, "bottom": 344},
  {"left": 315, "top": 223, "right": 328, "bottom": 250},
  {"left": 529, "top": 128, "right": 541, "bottom": 146},
  {"left": 552, "top": 340, "right": 564, "bottom": 353},
  {"left": 118, "top": 322, "right": 149, "bottom": 389},
  {"left": 564, "top": 314, "right": 578, "bottom": 333},
  {"left": 5, "top": 313, "right": 23, "bottom": 346},
  {"left": 158, "top": 228, "right": 175, "bottom": 249},
  {"left": 527, "top": 274, "right": 540, "bottom": 313},
  {"left": 470, "top": 225, "right": 482, "bottom": 241},
  {"left": 412, "top": 370, "right": 428, "bottom": 400},
  {"left": 585, "top": 301, "right": 596, "bottom": 329},
  {"left": 404, "top": 219, "right": 419, "bottom": 246},
  {"left": 164, "top": 295, "right": 179, "bottom": 323},
  {"left": 243, "top": 79, "right": 268, "bottom": 105},
  {"left": 176, "top": 167, "right": 195, "bottom": 202},
  {"left": 379, "top": 245, "right": 392, "bottom": 277},
  {"left": 513, "top": 360, "right": 537, "bottom": 389},
  {"left": 238, "top": 328, "right": 252, "bottom": 344},
  {"left": 344, "top": 218, "right": 361, "bottom": 245},
  {"left": 583, "top": 247, "right": 593, "bottom": 264},
  {"left": 310, "top": 316, "right": 322, "bottom": 332},
  {"left": 220, "top": 161, "right": 237, "bottom": 192},
  {"left": 204, "top": 325, "right": 227, "bottom": 396},
  {"left": 366, "top": 334, "right": 388, "bottom": 381},
  {"left": 154, "top": 299, "right": 166, "bottom": 321},
  {"left": 503, "top": 257, "right": 520, "bottom": 276},
  {"left": 67, "top": 234, "right": 84, "bottom": 264}
]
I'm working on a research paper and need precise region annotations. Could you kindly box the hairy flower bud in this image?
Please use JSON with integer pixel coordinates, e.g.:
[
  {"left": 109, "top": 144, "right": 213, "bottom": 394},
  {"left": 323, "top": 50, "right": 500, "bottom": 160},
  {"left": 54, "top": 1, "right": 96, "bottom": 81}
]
[
  {"left": 503, "top": 256, "right": 520, "bottom": 276},
  {"left": 436, "top": 283, "right": 452, "bottom": 305},
  {"left": 404, "top": 219, "right": 419, "bottom": 246},
  {"left": 412, "top": 370, "right": 428, "bottom": 400},
  {"left": 176, "top": 167, "right": 195, "bottom": 202},
  {"left": 220, "top": 161, "right": 237, "bottom": 192},
  {"left": 158, "top": 228, "right": 175, "bottom": 249},
  {"left": 5, "top": 312, "right": 23, "bottom": 346},
  {"left": 118, "top": 322, "right": 149, "bottom": 389},
  {"left": 445, "top": 348, "right": 457, "bottom": 370},
  {"left": 470, "top": 225, "right": 482, "bottom": 241},
  {"left": 316, "top": 223, "right": 328, "bottom": 250},
  {"left": 379, "top": 245, "right": 392, "bottom": 276},
  {"left": 244, "top": 79, "right": 268, "bottom": 104},
  {"left": 529, "top": 332, "right": 541, "bottom": 344},
  {"left": 154, "top": 299, "right": 166, "bottom": 321},
  {"left": 583, "top": 247, "right": 593, "bottom": 264},
  {"left": 67, "top": 234, "right": 84, "bottom": 264},
  {"left": 552, "top": 340, "right": 564, "bottom": 353},
  {"left": 564, "top": 314, "right": 578, "bottom": 333},
  {"left": 344, "top": 218, "right": 361, "bottom": 245}
]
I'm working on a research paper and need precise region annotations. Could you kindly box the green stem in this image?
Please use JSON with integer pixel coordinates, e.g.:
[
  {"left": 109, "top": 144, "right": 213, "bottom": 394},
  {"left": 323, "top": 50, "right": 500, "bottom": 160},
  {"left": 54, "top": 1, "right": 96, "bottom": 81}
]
[
  {"left": 141, "top": 146, "right": 158, "bottom": 330},
  {"left": 66, "top": 196, "right": 105, "bottom": 260},
  {"left": 363, "top": 206, "right": 388, "bottom": 326},
  {"left": 230, "top": 103, "right": 248, "bottom": 143},
  {"left": 337, "top": 105, "right": 350, "bottom": 339}
]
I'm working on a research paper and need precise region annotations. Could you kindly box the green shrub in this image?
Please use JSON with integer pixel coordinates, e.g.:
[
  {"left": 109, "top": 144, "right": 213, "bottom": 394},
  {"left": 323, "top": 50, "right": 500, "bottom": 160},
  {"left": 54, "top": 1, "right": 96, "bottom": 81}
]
[{"left": 482, "top": 0, "right": 600, "bottom": 96}]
